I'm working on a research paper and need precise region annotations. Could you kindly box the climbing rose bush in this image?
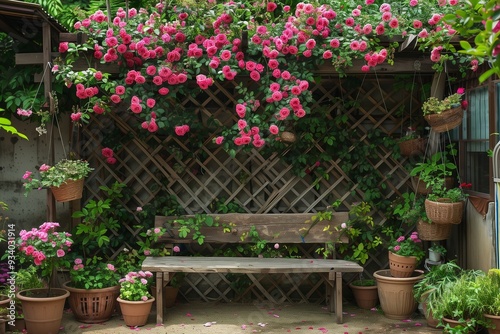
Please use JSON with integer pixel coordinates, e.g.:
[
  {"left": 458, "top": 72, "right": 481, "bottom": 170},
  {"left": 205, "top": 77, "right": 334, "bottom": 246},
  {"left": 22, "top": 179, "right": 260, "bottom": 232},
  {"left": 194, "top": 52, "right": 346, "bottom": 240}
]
[{"left": 56, "top": 0, "right": 476, "bottom": 150}]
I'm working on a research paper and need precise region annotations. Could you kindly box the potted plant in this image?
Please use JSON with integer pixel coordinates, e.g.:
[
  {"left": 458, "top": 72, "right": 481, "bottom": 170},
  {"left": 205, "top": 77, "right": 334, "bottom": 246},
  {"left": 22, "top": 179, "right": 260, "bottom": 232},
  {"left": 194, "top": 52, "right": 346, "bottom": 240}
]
[
  {"left": 409, "top": 149, "right": 457, "bottom": 195},
  {"left": 63, "top": 257, "right": 121, "bottom": 323},
  {"left": 422, "top": 88, "right": 467, "bottom": 132},
  {"left": 476, "top": 269, "right": 500, "bottom": 334},
  {"left": 22, "top": 158, "right": 93, "bottom": 202},
  {"left": 15, "top": 222, "right": 72, "bottom": 334},
  {"left": 428, "top": 243, "right": 447, "bottom": 262},
  {"left": 349, "top": 277, "right": 378, "bottom": 310},
  {"left": 387, "top": 231, "right": 426, "bottom": 278},
  {"left": 425, "top": 179, "right": 469, "bottom": 225},
  {"left": 431, "top": 269, "right": 486, "bottom": 333},
  {"left": 413, "top": 261, "right": 462, "bottom": 328},
  {"left": 397, "top": 126, "right": 426, "bottom": 157},
  {"left": 117, "top": 271, "right": 155, "bottom": 327}
]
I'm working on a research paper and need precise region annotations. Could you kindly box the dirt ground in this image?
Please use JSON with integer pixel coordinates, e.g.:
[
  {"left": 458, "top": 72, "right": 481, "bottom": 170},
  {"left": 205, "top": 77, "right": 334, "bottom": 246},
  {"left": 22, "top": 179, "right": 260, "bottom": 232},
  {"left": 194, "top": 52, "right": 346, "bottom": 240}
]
[{"left": 53, "top": 301, "right": 443, "bottom": 334}]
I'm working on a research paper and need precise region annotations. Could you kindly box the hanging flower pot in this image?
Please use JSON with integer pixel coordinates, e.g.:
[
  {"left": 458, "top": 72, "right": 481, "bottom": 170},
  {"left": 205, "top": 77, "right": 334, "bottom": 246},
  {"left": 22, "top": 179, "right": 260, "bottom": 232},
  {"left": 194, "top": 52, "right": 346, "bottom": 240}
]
[
  {"left": 398, "top": 137, "right": 427, "bottom": 157},
  {"left": 424, "top": 106, "right": 464, "bottom": 133},
  {"left": 50, "top": 178, "right": 85, "bottom": 202},
  {"left": 416, "top": 219, "right": 452, "bottom": 241},
  {"left": 425, "top": 198, "right": 464, "bottom": 225}
]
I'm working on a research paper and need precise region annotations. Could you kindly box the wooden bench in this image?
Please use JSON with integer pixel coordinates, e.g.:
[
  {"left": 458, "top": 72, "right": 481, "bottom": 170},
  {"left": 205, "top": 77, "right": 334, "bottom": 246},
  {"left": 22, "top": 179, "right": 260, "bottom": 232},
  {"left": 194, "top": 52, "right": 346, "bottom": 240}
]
[{"left": 141, "top": 213, "right": 363, "bottom": 325}]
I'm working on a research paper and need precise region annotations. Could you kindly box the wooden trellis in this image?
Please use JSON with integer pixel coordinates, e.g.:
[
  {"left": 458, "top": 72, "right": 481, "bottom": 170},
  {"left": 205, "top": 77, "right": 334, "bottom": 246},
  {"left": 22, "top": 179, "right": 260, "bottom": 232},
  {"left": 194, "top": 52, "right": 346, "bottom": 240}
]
[{"left": 77, "top": 72, "right": 432, "bottom": 303}]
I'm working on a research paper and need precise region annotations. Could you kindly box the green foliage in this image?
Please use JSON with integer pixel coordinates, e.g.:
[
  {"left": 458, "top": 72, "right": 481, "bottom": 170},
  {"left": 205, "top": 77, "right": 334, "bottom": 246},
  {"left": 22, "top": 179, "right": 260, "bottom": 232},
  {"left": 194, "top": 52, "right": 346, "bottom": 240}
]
[
  {"left": 175, "top": 214, "right": 215, "bottom": 245},
  {"left": 350, "top": 279, "right": 376, "bottom": 287},
  {"left": 119, "top": 270, "right": 154, "bottom": 301},
  {"left": 313, "top": 202, "right": 391, "bottom": 264},
  {"left": 69, "top": 258, "right": 121, "bottom": 289},
  {"left": 410, "top": 146, "right": 457, "bottom": 190},
  {"left": 0, "top": 115, "right": 27, "bottom": 140}
]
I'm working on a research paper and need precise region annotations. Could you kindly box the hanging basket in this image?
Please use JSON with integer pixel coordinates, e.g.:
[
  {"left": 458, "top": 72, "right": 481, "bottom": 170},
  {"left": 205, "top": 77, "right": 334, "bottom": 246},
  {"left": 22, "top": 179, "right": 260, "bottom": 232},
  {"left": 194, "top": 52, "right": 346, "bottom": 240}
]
[
  {"left": 425, "top": 199, "right": 464, "bottom": 225},
  {"left": 416, "top": 219, "right": 452, "bottom": 241},
  {"left": 50, "top": 178, "right": 84, "bottom": 202},
  {"left": 398, "top": 138, "right": 427, "bottom": 157},
  {"left": 280, "top": 131, "right": 297, "bottom": 144},
  {"left": 424, "top": 107, "right": 464, "bottom": 133}
]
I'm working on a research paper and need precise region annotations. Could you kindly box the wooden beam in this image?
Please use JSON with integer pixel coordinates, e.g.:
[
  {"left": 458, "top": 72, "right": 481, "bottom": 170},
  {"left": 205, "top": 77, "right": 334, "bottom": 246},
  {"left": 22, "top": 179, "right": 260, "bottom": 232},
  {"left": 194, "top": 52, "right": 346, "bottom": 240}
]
[
  {"left": 15, "top": 52, "right": 59, "bottom": 65},
  {"left": 317, "top": 58, "right": 436, "bottom": 74},
  {"left": 59, "top": 32, "right": 88, "bottom": 43}
]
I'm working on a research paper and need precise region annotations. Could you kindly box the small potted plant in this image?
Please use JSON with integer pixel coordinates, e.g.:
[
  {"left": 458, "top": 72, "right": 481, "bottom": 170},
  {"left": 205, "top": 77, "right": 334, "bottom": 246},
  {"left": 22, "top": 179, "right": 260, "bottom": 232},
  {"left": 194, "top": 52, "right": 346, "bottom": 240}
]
[
  {"left": 428, "top": 243, "right": 447, "bottom": 262},
  {"left": 22, "top": 158, "right": 93, "bottom": 202},
  {"left": 397, "top": 126, "right": 426, "bottom": 157},
  {"left": 422, "top": 88, "right": 467, "bottom": 132},
  {"left": 349, "top": 277, "right": 378, "bottom": 310},
  {"left": 477, "top": 269, "right": 500, "bottom": 333},
  {"left": 387, "top": 231, "right": 425, "bottom": 278},
  {"left": 117, "top": 271, "right": 155, "bottom": 327}
]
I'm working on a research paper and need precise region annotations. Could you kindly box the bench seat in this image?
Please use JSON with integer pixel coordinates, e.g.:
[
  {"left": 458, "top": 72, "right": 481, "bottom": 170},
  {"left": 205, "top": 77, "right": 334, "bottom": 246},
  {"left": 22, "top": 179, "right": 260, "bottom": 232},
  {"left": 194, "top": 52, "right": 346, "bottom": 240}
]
[{"left": 142, "top": 256, "right": 363, "bottom": 324}]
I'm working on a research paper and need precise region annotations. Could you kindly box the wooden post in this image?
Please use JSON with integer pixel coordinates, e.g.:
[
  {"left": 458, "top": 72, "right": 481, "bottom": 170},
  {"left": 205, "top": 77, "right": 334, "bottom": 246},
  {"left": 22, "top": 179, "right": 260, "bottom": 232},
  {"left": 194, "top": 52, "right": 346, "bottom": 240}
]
[{"left": 427, "top": 71, "right": 446, "bottom": 157}]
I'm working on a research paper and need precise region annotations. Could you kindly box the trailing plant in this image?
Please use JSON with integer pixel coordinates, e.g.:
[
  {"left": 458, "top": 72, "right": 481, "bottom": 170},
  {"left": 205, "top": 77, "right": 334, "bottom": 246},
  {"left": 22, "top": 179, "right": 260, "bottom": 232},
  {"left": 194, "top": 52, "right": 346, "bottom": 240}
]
[
  {"left": 174, "top": 214, "right": 216, "bottom": 245},
  {"left": 410, "top": 145, "right": 458, "bottom": 190}
]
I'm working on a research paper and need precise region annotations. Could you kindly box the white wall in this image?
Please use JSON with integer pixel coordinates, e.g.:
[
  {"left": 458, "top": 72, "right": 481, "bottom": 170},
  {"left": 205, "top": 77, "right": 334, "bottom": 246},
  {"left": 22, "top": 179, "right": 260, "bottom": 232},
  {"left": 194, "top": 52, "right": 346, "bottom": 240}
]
[
  {"left": 0, "top": 117, "right": 72, "bottom": 232},
  {"left": 466, "top": 200, "right": 496, "bottom": 271}
]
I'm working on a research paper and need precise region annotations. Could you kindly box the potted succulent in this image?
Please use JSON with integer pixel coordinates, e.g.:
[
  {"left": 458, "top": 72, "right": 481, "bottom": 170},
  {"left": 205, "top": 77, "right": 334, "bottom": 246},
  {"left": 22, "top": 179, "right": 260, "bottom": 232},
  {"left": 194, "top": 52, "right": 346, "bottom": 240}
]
[
  {"left": 349, "top": 277, "right": 378, "bottom": 310},
  {"left": 387, "top": 231, "right": 426, "bottom": 278},
  {"left": 117, "top": 271, "right": 155, "bottom": 327},
  {"left": 422, "top": 88, "right": 467, "bottom": 132},
  {"left": 22, "top": 158, "right": 93, "bottom": 202}
]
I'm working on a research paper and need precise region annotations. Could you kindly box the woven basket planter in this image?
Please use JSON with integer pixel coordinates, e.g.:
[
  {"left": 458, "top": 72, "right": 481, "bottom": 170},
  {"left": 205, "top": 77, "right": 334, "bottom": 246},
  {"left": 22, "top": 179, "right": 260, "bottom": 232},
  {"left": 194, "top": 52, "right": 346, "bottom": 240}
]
[
  {"left": 416, "top": 219, "right": 452, "bottom": 241},
  {"left": 63, "top": 283, "right": 120, "bottom": 323},
  {"left": 424, "top": 107, "right": 463, "bottom": 133},
  {"left": 398, "top": 138, "right": 426, "bottom": 157},
  {"left": 425, "top": 199, "right": 464, "bottom": 225},
  {"left": 50, "top": 178, "right": 84, "bottom": 202}
]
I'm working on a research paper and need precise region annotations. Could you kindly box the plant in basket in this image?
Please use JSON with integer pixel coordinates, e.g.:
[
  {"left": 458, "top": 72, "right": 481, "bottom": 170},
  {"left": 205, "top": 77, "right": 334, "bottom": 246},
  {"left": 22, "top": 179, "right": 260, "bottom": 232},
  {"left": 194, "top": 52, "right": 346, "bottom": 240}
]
[
  {"left": 397, "top": 127, "right": 426, "bottom": 157},
  {"left": 117, "top": 271, "right": 155, "bottom": 327},
  {"left": 22, "top": 158, "right": 93, "bottom": 201},
  {"left": 425, "top": 180, "right": 470, "bottom": 225},
  {"left": 15, "top": 222, "right": 72, "bottom": 333},
  {"left": 388, "top": 231, "right": 425, "bottom": 278},
  {"left": 422, "top": 88, "right": 468, "bottom": 132}
]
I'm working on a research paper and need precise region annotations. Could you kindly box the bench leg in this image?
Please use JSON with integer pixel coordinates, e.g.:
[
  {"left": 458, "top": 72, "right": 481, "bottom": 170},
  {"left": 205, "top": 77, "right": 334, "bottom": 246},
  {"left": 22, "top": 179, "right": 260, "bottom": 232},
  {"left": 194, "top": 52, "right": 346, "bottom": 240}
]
[
  {"left": 156, "top": 272, "right": 164, "bottom": 324},
  {"left": 328, "top": 272, "right": 343, "bottom": 324}
]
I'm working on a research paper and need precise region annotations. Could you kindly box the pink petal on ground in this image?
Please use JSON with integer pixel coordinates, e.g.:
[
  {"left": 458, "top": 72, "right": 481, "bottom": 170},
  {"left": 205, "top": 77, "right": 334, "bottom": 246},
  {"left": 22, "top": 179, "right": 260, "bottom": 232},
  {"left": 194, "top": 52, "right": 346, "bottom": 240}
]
[
  {"left": 79, "top": 325, "right": 92, "bottom": 329},
  {"left": 156, "top": 323, "right": 162, "bottom": 326},
  {"left": 308, "top": 326, "right": 314, "bottom": 329},
  {"left": 402, "top": 319, "right": 411, "bottom": 322},
  {"left": 370, "top": 307, "right": 377, "bottom": 311},
  {"left": 273, "top": 314, "right": 280, "bottom": 318},
  {"left": 415, "top": 323, "right": 422, "bottom": 326},
  {"left": 186, "top": 313, "right": 192, "bottom": 317},
  {"left": 241, "top": 324, "right": 247, "bottom": 330}
]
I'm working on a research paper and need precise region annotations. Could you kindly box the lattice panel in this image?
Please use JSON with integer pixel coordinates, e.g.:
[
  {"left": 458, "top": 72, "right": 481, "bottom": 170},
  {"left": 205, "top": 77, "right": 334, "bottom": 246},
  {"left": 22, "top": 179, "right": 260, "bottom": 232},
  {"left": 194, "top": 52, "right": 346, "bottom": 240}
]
[{"left": 77, "top": 73, "right": 432, "bottom": 303}]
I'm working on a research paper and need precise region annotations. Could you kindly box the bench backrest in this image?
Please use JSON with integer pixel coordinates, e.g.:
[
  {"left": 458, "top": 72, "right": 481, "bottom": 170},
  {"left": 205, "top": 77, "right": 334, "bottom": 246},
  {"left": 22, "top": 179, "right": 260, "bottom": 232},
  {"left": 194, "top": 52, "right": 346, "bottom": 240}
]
[{"left": 155, "top": 212, "right": 349, "bottom": 244}]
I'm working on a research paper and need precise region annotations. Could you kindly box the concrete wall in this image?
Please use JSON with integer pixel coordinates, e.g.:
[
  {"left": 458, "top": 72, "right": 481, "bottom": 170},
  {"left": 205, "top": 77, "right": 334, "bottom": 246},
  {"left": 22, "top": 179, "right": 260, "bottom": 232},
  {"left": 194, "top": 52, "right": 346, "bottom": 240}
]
[
  {"left": 466, "top": 201, "right": 496, "bottom": 271},
  {"left": 0, "top": 117, "right": 72, "bottom": 232}
]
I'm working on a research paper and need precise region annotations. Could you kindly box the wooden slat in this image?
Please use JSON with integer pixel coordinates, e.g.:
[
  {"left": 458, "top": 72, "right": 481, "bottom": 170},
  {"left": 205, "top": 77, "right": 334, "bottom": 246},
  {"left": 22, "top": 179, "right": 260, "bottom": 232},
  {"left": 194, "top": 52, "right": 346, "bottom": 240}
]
[
  {"left": 142, "top": 256, "right": 363, "bottom": 274},
  {"left": 156, "top": 212, "right": 349, "bottom": 244}
]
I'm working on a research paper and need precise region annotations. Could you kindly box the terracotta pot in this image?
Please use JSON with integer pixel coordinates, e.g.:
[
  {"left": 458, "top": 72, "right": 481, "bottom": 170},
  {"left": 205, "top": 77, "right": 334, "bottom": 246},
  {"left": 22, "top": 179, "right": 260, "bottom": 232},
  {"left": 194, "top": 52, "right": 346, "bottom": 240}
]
[
  {"left": 349, "top": 283, "right": 378, "bottom": 310},
  {"left": 164, "top": 286, "right": 179, "bottom": 308},
  {"left": 117, "top": 297, "right": 155, "bottom": 327},
  {"left": 63, "top": 282, "right": 120, "bottom": 323},
  {"left": 420, "top": 290, "right": 439, "bottom": 328},
  {"left": 442, "top": 317, "right": 478, "bottom": 333},
  {"left": 17, "top": 288, "right": 69, "bottom": 334},
  {"left": 485, "top": 314, "right": 500, "bottom": 334},
  {"left": 374, "top": 269, "right": 424, "bottom": 320},
  {"left": 388, "top": 252, "right": 417, "bottom": 278},
  {"left": 7, "top": 318, "right": 25, "bottom": 333}
]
